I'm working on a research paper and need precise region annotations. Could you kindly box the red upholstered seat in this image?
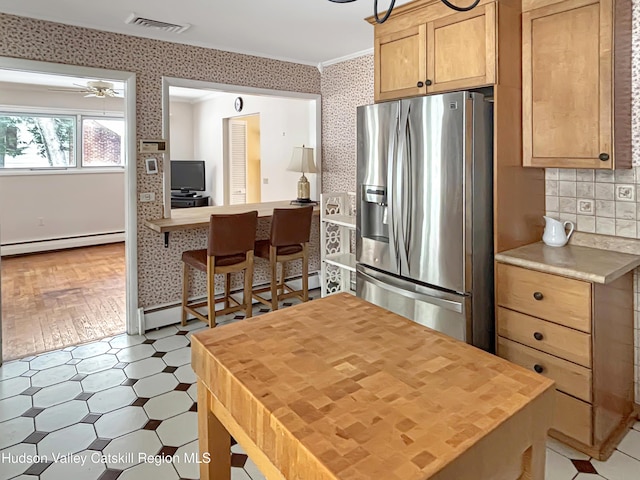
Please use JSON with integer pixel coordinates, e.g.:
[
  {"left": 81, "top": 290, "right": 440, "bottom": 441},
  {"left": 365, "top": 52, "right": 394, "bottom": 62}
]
[
  {"left": 252, "top": 206, "right": 314, "bottom": 311},
  {"left": 181, "top": 249, "right": 248, "bottom": 271},
  {"left": 254, "top": 240, "right": 303, "bottom": 259},
  {"left": 180, "top": 211, "right": 258, "bottom": 328}
]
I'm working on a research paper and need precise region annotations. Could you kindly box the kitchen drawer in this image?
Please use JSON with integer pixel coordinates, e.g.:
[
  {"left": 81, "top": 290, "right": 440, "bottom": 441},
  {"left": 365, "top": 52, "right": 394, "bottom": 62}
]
[
  {"left": 497, "top": 263, "right": 591, "bottom": 332},
  {"left": 497, "top": 307, "right": 591, "bottom": 368},
  {"left": 552, "top": 391, "right": 593, "bottom": 446},
  {"left": 497, "top": 336, "right": 592, "bottom": 402}
]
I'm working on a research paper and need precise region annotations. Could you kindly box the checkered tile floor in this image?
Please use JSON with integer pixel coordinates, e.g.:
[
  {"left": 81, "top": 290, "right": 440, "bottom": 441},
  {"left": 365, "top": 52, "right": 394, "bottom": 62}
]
[{"left": 1, "top": 290, "right": 639, "bottom": 479}]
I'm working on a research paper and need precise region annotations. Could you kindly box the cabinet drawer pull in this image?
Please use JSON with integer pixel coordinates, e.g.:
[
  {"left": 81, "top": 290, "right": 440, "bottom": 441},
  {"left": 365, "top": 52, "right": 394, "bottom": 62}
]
[
  {"left": 599, "top": 153, "right": 610, "bottom": 161},
  {"left": 425, "top": 79, "right": 432, "bottom": 86},
  {"left": 533, "top": 364, "right": 544, "bottom": 374},
  {"left": 533, "top": 291, "right": 544, "bottom": 301},
  {"left": 417, "top": 81, "right": 424, "bottom": 88},
  {"left": 533, "top": 332, "right": 544, "bottom": 341}
]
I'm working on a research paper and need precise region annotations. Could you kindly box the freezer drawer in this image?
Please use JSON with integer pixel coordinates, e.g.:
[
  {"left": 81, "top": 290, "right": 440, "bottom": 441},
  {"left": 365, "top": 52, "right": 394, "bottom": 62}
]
[{"left": 356, "top": 265, "right": 471, "bottom": 343}]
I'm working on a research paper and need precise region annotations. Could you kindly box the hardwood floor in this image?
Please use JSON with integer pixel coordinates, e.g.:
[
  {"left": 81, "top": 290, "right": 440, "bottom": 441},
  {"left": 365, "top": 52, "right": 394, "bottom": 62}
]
[{"left": 1, "top": 243, "right": 125, "bottom": 361}]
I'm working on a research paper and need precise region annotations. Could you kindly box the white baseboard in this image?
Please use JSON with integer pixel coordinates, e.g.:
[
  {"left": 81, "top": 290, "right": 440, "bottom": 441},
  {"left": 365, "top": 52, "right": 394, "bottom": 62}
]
[
  {"left": 1, "top": 232, "right": 125, "bottom": 256},
  {"left": 141, "top": 274, "right": 321, "bottom": 331}
]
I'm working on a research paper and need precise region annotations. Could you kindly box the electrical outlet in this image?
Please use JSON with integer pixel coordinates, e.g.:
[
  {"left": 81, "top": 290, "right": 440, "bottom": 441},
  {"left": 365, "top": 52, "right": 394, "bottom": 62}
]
[
  {"left": 139, "top": 192, "right": 155, "bottom": 202},
  {"left": 263, "top": 178, "right": 269, "bottom": 184},
  {"left": 37, "top": 217, "right": 44, "bottom": 226}
]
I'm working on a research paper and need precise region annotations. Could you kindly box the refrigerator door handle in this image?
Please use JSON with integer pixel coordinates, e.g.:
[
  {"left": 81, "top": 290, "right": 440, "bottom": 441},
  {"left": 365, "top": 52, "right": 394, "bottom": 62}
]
[
  {"left": 395, "top": 104, "right": 411, "bottom": 274},
  {"left": 358, "top": 267, "right": 463, "bottom": 313},
  {"left": 401, "top": 104, "right": 412, "bottom": 273},
  {"left": 387, "top": 109, "right": 400, "bottom": 271}
]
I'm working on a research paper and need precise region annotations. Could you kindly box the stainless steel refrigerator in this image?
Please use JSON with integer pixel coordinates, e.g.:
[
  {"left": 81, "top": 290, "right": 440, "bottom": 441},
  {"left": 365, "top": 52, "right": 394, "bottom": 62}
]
[{"left": 356, "top": 91, "right": 494, "bottom": 351}]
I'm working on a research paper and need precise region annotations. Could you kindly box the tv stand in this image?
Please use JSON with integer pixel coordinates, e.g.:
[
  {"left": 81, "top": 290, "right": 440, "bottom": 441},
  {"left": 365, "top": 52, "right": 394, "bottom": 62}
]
[
  {"left": 171, "top": 195, "right": 209, "bottom": 208},
  {"left": 172, "top": 190, "right": 198, "bottom": 198}
]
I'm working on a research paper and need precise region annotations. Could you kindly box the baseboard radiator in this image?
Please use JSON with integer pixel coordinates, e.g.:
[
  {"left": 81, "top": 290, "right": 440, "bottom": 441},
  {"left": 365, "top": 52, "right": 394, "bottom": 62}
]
[
  {"left": 140, "top": 273, "right": 321, "bottom": 332},
  {"left": 0, "top": 232, "right": 125, "bottom": 256}
]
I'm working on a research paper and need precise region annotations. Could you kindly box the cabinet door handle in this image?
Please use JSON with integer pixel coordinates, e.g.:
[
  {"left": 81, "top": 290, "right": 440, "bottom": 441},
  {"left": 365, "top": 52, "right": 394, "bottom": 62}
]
[
  {"left": 425, "top": 79, "right": 432, "bottom": 86},
  {"left": 533, "top": 332, "right": 544, "bottom": 341},
  {"left": 599, "top": 153, "right": 610, "bottom": 161},
  {"left": 533, "top": 292, "right": 544, "bottom": 301},
  {"left": 417, "top": 81, "right": 424, "bottom": 88},
  {"left": 533, "top": 364, "right": 544, "bottom": 374}
]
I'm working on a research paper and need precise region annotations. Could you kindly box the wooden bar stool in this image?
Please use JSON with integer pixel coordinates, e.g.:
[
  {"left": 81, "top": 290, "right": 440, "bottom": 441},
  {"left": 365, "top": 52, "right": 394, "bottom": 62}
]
[
  {"left": 253, "top": 206, "right": 314, "bottom": 311},
  {"left": 181, "top": 211, "right": 258, "bottom": 327}
]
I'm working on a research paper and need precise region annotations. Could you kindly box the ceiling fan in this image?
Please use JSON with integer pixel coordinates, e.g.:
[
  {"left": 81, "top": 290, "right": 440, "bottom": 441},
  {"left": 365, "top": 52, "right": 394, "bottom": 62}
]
[{"left": 48, "top": 80, "right": 121, "bottom": 98}]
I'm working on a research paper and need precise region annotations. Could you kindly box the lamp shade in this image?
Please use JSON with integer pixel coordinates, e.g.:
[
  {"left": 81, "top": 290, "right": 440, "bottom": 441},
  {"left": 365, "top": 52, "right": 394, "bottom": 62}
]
[{"left": 287, "top": 146, "right": 317, "bottom": 174}]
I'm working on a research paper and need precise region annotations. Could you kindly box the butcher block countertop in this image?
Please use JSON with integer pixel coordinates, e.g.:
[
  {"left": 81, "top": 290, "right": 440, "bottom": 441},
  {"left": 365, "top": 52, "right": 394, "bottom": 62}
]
[
  {"left": 192, "top": 294, "right": 554, "bottom": 480},
  {"left": 144, "top": 200, "right": 319, "bottom": 233},
  {"left": 495, "top": 241, "right": 640, "bottom": 284}
]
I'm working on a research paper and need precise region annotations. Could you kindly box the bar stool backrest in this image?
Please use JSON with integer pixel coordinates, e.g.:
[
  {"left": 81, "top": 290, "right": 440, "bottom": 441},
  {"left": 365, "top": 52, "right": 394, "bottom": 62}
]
[
  {"left": 207, "top": 211, "right": 258, "bottom": 257},
  {"left": 270, "top": 206, "right": 314, "bottom": 247}
]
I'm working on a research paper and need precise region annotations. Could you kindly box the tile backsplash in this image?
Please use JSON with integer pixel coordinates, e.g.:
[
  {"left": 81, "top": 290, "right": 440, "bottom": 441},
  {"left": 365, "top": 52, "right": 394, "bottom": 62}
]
[
  {"left": 546, "top": 167, "right": 640, "bottom": 403},
  {"left": 545, "top": 167, "right": 640, "bottom": 238}
]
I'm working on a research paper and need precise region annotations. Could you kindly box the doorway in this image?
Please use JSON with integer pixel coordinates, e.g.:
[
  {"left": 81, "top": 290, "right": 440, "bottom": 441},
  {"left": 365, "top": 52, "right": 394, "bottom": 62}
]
[
  {"left": 227, "top": 114, "right": 261, "bottom": 205},
  {"left": 0, "top": 58, "right": 138, "bottom": 365}
]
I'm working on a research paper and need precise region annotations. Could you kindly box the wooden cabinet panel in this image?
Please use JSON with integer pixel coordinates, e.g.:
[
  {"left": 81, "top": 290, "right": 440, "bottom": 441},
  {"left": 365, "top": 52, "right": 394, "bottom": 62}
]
[
  {"left": 497, "top": 308, "right": 591, "bottom": 367},
  {"left": 426, "top": 4, "right": 496, "bottom": 93},
  {"left": 498, "top": 336, "right": 592, "bottom": 402},
  {"left": 553, "top": 391, "right": 593, "bottom": 446},
  {"left": 496, "top": 263, "right": 592, "bottom": 332},
  {"left": 523, "top": 0, "right": 620, "bottom": 168},
  {"left": 375, "top": 25, "right": 427, "bottom": 102}
]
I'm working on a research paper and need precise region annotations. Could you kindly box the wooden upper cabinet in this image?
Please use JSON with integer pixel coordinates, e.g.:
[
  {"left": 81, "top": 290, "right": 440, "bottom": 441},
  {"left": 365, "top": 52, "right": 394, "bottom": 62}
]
[
  {"left": 522, "top": 0, "right": 631, "bottom": 169},
  {"left": 370, "top": 0, "right": 497, "bottom": 102},
  {"left": 375, "top": 24, "right": 427, "bottom": 102},
  {"left": 427, "top": 4, "right": 496, "bottom": 93}
]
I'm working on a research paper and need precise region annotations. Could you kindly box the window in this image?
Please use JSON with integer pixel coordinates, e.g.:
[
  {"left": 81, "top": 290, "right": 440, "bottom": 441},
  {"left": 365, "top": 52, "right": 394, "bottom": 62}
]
[
  {"left": 0, "top": 112, "right": 124, "bottom": 170},
  {"left": 0, "top": 113, "right": 75, "bottom": 168},
  {"left": 82, "top": 117, "right": 124, "bottom": 167}
]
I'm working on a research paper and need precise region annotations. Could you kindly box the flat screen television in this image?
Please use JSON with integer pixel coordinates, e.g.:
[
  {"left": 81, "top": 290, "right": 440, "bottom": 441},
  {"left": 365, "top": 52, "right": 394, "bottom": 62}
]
[{"left": 171, "top": 160, "right": 205, "bottom": 194}]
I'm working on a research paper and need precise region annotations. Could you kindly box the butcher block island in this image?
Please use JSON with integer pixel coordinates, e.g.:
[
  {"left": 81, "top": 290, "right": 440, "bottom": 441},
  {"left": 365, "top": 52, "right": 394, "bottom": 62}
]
[{"left": 191, "top": 294, "right": 554, "bottom": 480}]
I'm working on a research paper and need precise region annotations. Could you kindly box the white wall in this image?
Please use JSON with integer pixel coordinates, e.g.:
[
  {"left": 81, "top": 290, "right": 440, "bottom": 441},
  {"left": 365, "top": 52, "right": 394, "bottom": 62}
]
[
  {"left": 169, "top": 100, "right": 194, "bottom": 160},
  {"left": 0, "top": 82, "right": 125, "bottom": 248},
  {"left": 0, "top": 171, "right": 125, "bottom": 244},
  {"left": 191, "top": 93, "right": 317, "bottom": 206}
]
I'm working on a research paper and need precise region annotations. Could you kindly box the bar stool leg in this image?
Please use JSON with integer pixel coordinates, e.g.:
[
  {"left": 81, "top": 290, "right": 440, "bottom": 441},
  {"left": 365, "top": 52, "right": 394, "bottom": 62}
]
[
  {"left": 302, "top": 244, "right": 309, "bottom": 302},
  {"left": 225, "top": 273, "right": 231, "bottom": 309},
  {"left": 244, "top": 252, "right": 253, "bottom": 318},
  {"left": 270, "top": 246, "right": 278, "bottom": 311},
  {"left": 181, "top": 263, "right": 190, "bottom": 326},
  {"left": 207, "top": 257, "right": 216, "bottom": 328}
]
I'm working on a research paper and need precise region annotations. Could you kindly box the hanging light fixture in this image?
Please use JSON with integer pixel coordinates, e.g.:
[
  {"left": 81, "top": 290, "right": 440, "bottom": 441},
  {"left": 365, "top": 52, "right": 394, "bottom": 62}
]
[{"left": 328, "top": 0, "right": 480, "bottom": 24}]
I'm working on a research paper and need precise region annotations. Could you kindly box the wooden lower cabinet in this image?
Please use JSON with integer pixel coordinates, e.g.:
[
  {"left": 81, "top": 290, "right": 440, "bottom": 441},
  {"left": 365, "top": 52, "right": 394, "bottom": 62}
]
[
  {"left": 496, "top": 263, "right": 635, "bottom": 460},
  {"left": 498, "top": 337, "right": 591, "bottom": 403},
  {"left": 553, "top": 391, "right": 592, "bottom": 446}
]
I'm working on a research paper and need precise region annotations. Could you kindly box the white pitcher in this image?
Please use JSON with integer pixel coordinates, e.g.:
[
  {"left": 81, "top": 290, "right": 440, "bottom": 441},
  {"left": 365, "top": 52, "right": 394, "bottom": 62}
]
[{"left": 542, "top": 216, "right": 574, "bottom": 247}]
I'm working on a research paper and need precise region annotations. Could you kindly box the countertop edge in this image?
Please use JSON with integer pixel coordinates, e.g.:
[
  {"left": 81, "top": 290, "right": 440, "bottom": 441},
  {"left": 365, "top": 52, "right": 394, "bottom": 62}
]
[{"left": 494, "top": 253, "right": 640, "bottom": 284}]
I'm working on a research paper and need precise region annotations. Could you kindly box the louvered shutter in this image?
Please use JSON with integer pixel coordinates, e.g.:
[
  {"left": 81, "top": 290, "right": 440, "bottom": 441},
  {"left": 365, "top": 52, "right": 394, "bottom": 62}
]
[{"left": 228, "top": 120, "right": 247, "bottom": 205}]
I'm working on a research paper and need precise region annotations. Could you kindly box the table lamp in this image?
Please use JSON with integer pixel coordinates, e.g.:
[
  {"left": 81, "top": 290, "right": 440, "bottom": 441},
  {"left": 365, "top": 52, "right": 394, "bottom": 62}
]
[{"left": 287, "top": 145, "right": 317, "bottom": 202}]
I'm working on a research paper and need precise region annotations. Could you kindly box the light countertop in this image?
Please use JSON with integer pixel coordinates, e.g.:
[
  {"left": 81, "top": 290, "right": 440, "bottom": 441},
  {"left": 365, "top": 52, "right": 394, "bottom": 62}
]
[
  {"left": 495, "top": 241, "right": 640, "bottom": 284},
  {"left": 144, "top": 200, "right": 319, "bottom": 233}
]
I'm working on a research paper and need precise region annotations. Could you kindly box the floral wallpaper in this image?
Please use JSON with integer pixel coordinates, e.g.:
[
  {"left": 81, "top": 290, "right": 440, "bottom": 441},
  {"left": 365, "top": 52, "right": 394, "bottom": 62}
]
[{"left": 320, "top": 54, "right": 374, "bottom": 194}]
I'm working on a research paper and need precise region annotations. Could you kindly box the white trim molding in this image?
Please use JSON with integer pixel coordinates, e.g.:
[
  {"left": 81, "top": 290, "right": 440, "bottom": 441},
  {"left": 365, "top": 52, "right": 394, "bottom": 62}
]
[
  {"left": 318, "top": 48, "right": 374, "bottom": 70},
  {"left": 141, "top": 274, "right": 321, "bottom": 331},
  {"left": 1, "top": 232, "right": 125, "bottom": 256}
]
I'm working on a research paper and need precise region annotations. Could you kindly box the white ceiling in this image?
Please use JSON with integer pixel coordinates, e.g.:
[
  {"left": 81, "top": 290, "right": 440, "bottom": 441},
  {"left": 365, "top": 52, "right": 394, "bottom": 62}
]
[
  {"left": 0, "top": 0, "right": 414, "bottom": 65},
  {"left": 0, "top": 69, "right": 124, "bottom": 90}
]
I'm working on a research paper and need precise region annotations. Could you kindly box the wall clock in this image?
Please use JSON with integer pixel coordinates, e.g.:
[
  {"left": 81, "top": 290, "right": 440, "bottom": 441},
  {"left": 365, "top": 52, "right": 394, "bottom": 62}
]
[{"left": 234, "top": 97, "right": 243, "bottom": 112}]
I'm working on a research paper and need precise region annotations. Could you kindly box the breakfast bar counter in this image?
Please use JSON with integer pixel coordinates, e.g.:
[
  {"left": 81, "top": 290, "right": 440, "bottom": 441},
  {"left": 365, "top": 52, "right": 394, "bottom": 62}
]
[
  {"left": 145, "top": 200, "right": 320, "bottom": 233},
  {"left": 191, "top": 293, "right": 555, "bottom": 480}
]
